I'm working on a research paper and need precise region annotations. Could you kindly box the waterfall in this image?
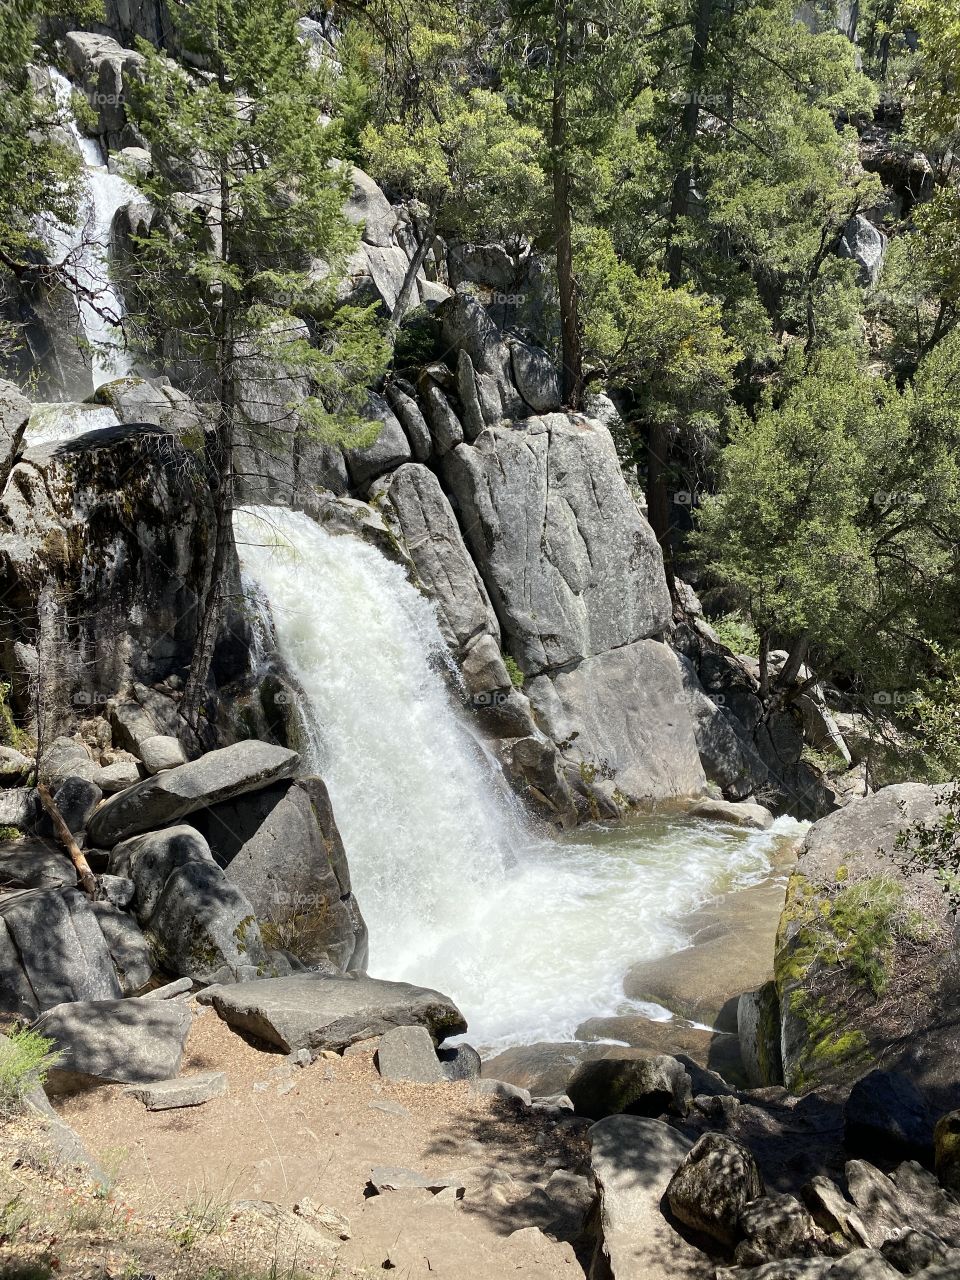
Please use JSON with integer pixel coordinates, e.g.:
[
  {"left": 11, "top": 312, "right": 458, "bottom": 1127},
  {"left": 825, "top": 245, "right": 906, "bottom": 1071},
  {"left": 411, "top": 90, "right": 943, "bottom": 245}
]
[
  {"left": 237, "top": 505, "right": 803, "bottom": 1052},
  {"left": 41, "top": 71, "right": 139, "bottom": 389}
]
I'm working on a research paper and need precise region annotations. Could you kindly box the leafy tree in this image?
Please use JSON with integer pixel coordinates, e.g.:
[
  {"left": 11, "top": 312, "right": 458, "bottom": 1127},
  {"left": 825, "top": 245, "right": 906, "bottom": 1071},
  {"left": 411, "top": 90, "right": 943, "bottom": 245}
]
[{"left": 124, "top": 0, "right": 387, "bottom": 728}]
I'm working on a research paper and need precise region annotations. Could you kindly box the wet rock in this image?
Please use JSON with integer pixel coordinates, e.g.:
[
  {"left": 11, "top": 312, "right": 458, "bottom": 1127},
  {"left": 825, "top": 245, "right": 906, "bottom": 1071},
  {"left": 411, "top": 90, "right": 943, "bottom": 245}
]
[
  {"left": 124, "top": 1071, "right": 227, "bottom": 1110},
  {"left": 87, "top": 741, "right": 300, "bottom": 845},
  {"left": 576, "top": 1014, "right": 747, "bottom": 1087},
  {"left": 198, "top": 973, "right": 466, "bottom": 1054},
  {"left": 376, "top": 1025, "right": 445, "bottom": 1084},
  {"left": 566, "top": 1053, "right": 692, "bottom": 1121},
  {"left": 39, "top": 996, "right": 192, "bottom": 1093},
  {"left": 690, "top": 797, "right": 774, "bottom": 830},
  {"left": 845, "top": 1071, "right": 934, "bottom": 1164},
  {"left": 589, "top": 1115, "right": 709, "bottom": 1279},
  {"left": 666, "top": 1132, "right": 765, "bottom": 1247}
]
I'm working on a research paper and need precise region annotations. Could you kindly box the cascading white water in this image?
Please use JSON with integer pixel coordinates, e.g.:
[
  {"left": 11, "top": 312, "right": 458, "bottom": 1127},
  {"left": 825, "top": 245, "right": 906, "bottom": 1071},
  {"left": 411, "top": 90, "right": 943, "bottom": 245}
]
[
  {"left": 40, "top": 71, "right": 139, "bottom": 388},
  {"left": 237, "top": 505, "right": 804, "bottom": 1052}
]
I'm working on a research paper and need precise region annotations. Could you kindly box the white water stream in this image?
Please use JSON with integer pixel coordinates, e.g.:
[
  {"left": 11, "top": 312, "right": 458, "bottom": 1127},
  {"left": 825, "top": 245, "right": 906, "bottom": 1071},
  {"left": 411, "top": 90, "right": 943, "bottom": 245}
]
[
  {"left": 236, "top": 505, "right": 803, "bottom": 1053},
  {"left": 40, "top": 71, "right": 139, "bottom": 389}
]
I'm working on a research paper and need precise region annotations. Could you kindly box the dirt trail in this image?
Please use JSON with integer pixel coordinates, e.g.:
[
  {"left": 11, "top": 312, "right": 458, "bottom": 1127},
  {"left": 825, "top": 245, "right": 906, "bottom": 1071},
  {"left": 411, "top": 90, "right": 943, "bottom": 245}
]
[{"left": 47, "top": 1008, "right": 591, "bottom": 1277}]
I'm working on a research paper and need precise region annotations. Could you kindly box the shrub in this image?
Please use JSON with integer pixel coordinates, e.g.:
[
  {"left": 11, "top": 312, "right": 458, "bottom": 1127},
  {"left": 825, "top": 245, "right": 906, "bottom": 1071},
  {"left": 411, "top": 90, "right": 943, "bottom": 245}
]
[
  {"left": 709, "top": 611, "right": 759, "bottom": 657},
  {"left": 0, "top": 1029, "right": 58, "bottom": 1112}
]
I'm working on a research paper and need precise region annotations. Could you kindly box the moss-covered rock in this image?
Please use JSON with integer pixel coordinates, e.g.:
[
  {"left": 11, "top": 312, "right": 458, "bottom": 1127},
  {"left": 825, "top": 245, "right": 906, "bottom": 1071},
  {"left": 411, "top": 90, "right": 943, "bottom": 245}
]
[{"left": 773, "top": 784, "right": 960, "bottom": 1107}]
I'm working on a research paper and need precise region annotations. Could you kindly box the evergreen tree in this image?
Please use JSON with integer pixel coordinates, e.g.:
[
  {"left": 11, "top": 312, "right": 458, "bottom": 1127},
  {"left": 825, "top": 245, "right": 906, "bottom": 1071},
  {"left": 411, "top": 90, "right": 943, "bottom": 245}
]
[{"left": 124, "top": 0, "right": 387, "bottom": 729}]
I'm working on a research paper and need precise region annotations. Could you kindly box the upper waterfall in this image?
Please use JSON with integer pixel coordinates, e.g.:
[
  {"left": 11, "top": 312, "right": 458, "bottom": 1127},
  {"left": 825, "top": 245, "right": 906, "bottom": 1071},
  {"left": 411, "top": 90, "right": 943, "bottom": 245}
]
[
  {"left": 236, "top": 505, "right": 802, "bottom": 1051},
  {"left": 41, "top": 70, "right": 139, "bottom": 388}
]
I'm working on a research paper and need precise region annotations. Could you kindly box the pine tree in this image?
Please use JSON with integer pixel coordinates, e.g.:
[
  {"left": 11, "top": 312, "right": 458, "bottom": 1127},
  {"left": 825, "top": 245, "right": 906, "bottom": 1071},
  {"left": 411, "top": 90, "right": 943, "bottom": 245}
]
[{"left": 124, "top": 0, "right": 387, "bottom": 729}]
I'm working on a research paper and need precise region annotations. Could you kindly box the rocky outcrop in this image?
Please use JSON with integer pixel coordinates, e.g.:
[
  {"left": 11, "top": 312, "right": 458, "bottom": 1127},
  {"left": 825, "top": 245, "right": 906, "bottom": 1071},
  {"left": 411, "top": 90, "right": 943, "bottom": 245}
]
[
  {"left": 0, "top": 426, "right": 244, "bottom": 739},
  {"left": 773, "top": 785, "right": 960, "bottom": 1107},
  {"left": 443, "top": 414, "right": 672, "bottom": 676}
]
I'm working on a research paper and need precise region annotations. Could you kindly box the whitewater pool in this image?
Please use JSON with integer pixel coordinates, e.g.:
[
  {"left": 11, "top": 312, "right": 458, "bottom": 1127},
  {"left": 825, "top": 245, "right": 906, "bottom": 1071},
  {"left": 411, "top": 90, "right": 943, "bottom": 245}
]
[{"left": 235, "top": 505, "right": 804, "bottom": 1055}]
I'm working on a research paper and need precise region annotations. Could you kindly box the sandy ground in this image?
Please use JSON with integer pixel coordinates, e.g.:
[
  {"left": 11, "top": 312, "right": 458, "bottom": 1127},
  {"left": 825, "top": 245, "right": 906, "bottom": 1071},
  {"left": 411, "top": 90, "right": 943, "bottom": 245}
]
[{"left": 32, "top": 1009, "right": 593, "bottom": 1278}]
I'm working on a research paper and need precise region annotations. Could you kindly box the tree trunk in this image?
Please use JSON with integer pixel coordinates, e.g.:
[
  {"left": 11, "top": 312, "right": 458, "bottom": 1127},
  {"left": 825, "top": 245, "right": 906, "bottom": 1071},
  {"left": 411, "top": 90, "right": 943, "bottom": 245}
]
[
  {"left": 665, "top": 0, "right": 713, "bottom": 288},
  {"left": 552, "top": 0, "right": 583, "bottom": 408},
  {"left": 774, "top": 629, "right": 810, "bottom": 693},
  {"left": 182, "top": 81, "right": 236, "bottom": 732},
  {"left": 645, "top": 419, "right": 677, "bottom": 599},
  {"left": 387, "top": 215, "right": 437, "bottom": 339}
]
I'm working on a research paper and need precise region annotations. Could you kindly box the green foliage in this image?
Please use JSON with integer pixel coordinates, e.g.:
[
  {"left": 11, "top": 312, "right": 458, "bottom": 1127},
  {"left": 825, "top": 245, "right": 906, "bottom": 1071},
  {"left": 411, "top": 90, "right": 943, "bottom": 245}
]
[
  {"left": 709, "top": 611, "right": 760, "bottom": 657},
  {"left": 823, "top": 877, "right": 930, "bottom": 995},
  {"left": 391, "top": 305, "right": 445, "bottom": 370},
  {"left": 503, "top": 655, "right": 525, "bottom": 688},
  {"left": 0, "top": 682, "right": 28, "bottom": 752},
  {"left": 0, "top": 1029, "right": 57, "bottom": 1111},
  {"left": 124, "top": 0, "right": 387, "bottom": 445}
]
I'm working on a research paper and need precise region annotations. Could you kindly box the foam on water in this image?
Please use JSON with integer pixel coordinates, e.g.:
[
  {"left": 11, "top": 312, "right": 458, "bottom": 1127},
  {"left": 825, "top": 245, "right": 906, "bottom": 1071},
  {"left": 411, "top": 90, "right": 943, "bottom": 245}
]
[{"left": 236, "top": 505, "right": 804, "bottom": 1052}]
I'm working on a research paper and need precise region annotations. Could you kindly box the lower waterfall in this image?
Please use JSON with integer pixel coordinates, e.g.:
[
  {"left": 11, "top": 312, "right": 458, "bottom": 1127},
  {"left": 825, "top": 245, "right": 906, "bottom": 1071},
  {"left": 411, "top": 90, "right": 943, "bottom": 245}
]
[{"left": 236, "top": 505, "right": 800, "bottom": 1052}]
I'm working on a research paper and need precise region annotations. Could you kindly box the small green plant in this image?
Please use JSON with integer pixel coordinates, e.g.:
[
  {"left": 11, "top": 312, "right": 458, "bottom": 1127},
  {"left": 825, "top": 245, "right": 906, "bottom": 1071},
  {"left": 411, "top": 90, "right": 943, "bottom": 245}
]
[
  {"left": 0, "top": 681, "right": 29, "bottom": 752},
  {"left": 708, "top": 610, "right": 759, "bottom": 657},
  {"left": 503, "top": 654, "right": 525, "bottom": 688},
  {"left": 0, "top": 1192, "right": 30, "bottom": 1243},
  {"left": 0, "top": 1029, "right": 58, "bottom": 1111},
  {"left": 0, "top": 826, "right": 21, "bottom": 841}
]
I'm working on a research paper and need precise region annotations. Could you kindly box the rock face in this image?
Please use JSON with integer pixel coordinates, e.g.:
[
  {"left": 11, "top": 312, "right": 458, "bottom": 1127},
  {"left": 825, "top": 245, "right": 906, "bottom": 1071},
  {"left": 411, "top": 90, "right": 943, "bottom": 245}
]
[
  {"left": 0, "top": 379, "right": 29, "bottom": 492},
  {"left": 0, "top": 427, "right": 243, "bottom": 740},
  {"left": 37, "top": 996, "right": 192, "bottom": 1093},
  {"left": 197, "top": 973, "right": 467, "bottom": 1054},
  {"left": 88, "top": 741, "right": 300, "bottom": 845},
  {"left": 588, "top": 1115, "right": 710, "bottom": 1279},
  {"left": 774, "top": 784, "right": 960, "bottom": 1105},
  {"left": 188, "top": 778, "right": 367, "bottom": 972},
  {"left": 525, "top": 641, "right": 707, "bottom": 805},
  {"left": 444, "top": 414, "right": 672, "bottom": 677}
]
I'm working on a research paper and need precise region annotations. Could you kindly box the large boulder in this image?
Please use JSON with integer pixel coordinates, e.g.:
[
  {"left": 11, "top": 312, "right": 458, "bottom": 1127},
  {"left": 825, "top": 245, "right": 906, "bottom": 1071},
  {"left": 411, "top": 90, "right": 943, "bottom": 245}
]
[
  {"left": 566, "top": 1053, "right": 692, "bottom": 1121},
  {"left": 87, "top": 741, "right": 300, "bottom": 845},
  {"left": 188, "top": 778, "right": 367, "bottom": 972},
  {"left": 774, "top": 784, "right": 960, "bottom": 1105},
  {"left": 525, "top": 641, "right": 707, "bottom": 805},
  {"left": 589, "top": 1115, "right": 711, "bottom": 1279},
  {"left": 444, "top": 414, "right": 672, "bottom": 676},
  {"left": 197, "top": 973, "right": 467, "bottom": 1054},
  {"left": 666, "top": 1133, "right": 765, "bottom": 1247},
  {"left": 110, "top": 824, "right": 268, "bottom": 983},
  {"left": 341, "top": 392, "right": 411, "bottom": 489},
  {"left": 0, "top": 888, "right": 122, "bottom": 1014},
  {"left": 63, "top": 31, "right": 146, "bottom": 145},
  {"left": 837, "top": 214, "right": 887, "bottom": 286},
  {"left": 37, "top": 996, "right": 192, "bottom": 1093}
]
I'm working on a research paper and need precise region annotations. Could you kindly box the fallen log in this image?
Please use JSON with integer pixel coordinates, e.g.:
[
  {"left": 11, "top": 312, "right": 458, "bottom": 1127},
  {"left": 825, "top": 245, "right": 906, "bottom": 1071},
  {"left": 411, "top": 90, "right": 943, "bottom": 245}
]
[{"left": 36, "top": 783, "right": 97, "bottom": 898}]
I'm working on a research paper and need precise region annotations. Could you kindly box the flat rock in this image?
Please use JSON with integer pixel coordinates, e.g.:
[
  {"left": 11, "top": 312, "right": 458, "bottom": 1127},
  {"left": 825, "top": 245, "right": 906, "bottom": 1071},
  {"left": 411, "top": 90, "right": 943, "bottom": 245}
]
[
  {"left": 197, "top": 973, "right": 466, "bottom": 1054},
  {"left": 87, "top": 741, "right": 300, "bottom": 845},
  {"left": 0, "top": 840, "right": 76, "bottom": 890},
  {"left": 590, "top": 1115, "right": 710, "bottom": 1279},
  {"left": 376, "top": 1025, "right": 445, "bottom": 1084},
  {"left": 1, "top": 888, "right": 122, "bottom": 1011},
  {"left": 37, "top": 997, "right": 192, "bottom": 1093},
  {"left": 124, "top": 1070, "right": 227, "bottom": 1110}
]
